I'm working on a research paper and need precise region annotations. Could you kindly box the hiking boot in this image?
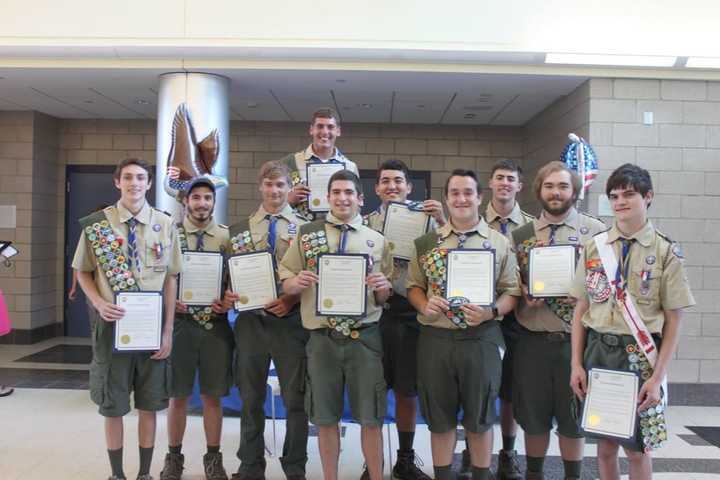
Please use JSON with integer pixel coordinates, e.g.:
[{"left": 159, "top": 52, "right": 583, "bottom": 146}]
[
  {"left": 159, "top": 452, "right": 184, "bottom": 480},
  {"left": 392, "top": 450, "right": 431, "bottom": 480},
  {"left": 458, "top": 449, "right": 471, "bottom": 479},
  {"left": 230, "top": 471, "right": 265, "bottom": 480},
  {"left": 136, "top": 475, "right": 154, "bottom": 480},
  {"left": 496, "top": 450, "right": 522, "bottom": 480},
  {"left": 203, "top": 452, "right": 228, "bottom": 480}
]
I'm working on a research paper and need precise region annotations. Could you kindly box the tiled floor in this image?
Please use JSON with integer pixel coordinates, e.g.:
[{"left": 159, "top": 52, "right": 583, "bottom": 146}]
[{"left": 2, "top": 338, "right": 720, "bottom": 480}]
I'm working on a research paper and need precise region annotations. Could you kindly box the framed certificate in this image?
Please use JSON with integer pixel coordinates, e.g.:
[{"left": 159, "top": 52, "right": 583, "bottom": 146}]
[
  {"left": 316, "top": 253, "right": 368, "bottom": 317},
  {"left": 114, "top": 291, "right": 163, "bottom": 352},
  {"left": 445, "top": 249, "right": 495, "bottom": 306},
  {"left": 528, "top": 245, "right": 576, "bottom": 297},
  {"left": 307, "top": 162, "right": 346, "bottom": 212},
  {"left": 179, "top": 251, "right": 223, "bottom": 305},
  {"left": 228, "top": 251, "right": 278, "bottom": 312},
  {"left": 382, "top": 201, "right": 431, "bottom": 260},
  {"left": 581, "top": 368, "right": 640, "bottom": 440}
]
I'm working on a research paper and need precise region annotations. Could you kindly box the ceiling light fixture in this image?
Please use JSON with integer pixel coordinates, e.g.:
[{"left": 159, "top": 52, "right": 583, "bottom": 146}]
[
  {"left": 135, "top": 99, "right": 150, "bottom": 105},
  {"left": 84, "top": 100, "right": 94, "bottom": 104},
  {"left": 464, "top": 113, "right": 476, "bottom": 119},
  {"left": 246, "top": 102, "right": 258, "bottom": 108},
  {"left": 686, "top": 57, "right": 720, "bottom": 69},
  {"left": 416, "top": 104, "right": 425, "bottom": 109},
  {"left": 545, "top": 53, "right": 677, "bottom": 67},
  {"left": 336, "top": 79, "right": 347, "bottom": 83}
]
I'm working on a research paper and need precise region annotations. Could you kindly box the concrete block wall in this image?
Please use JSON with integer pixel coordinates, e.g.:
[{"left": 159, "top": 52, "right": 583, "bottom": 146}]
[{"left": 585, "top": 78, "right": 720, "bottom": 384}]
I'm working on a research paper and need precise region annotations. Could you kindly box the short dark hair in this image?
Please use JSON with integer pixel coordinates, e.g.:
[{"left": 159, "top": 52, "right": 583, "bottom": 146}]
[
  {"left": 328, "top": 170, "right": 363, "bottom": 196},
  {"left": 311, "top": 108, "right": 339, "bottom": 126},
  {"left": 376, "top": 158, "right": 411, "bottom": 184},
  {"left": 533, "top": 161, "right": 582, "bottom": 202},
  {"left": 113, "top": 158, "right": 153, "bottom": 182},
  {"left": 490, "top": 158, "right": 523, "bottom": 181},
  {"left": 606, "top": 163, "right": 653, "bottom": 197},
  {"left": 444, "top": 169, "right": 481, "bottom": 197}
]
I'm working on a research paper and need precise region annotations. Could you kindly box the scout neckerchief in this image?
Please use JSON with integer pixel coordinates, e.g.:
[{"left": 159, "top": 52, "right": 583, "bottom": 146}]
[
  {"left": 593, "top": 230, "right": 668, "bottom": 451},
  {"left": 177, "top": 221, "right": 220, "bottom": 330},
  {"left": 513, "top": 221, "right": 577, "bottom": 328},
  {"left": 80, "top": 209, "right": 139, "bottom": 293}
]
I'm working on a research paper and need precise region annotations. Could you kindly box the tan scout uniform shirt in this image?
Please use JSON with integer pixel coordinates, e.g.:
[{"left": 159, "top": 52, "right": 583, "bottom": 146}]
[
  {"left": 365, "top": 203, "right": 438, "bottom": 297},
  {"left": 570, "top": 221, "right": 695, "bottom": 335},
  {"left": 293, "top": 145, "right": 359, "bottom": 182},
  {"left": 406, "top": 219, "right": 521, "bottom": 329},
  {"left": 278, "top": 212, "right": 393, "bottom": 330},
  {"left": 514, "top": 208, "right": 606, "bottom": 332},
  {"left": 72, "top": 201, "right": 183, "bottom": 302},
  {"left": 180, "top": 216, "right": 229, "bottom": 253},
  {"left": 484, "top": 201, "right": 534, "bottom": 237}
]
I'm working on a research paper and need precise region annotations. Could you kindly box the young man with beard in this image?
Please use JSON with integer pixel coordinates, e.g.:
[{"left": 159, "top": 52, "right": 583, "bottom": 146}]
[
  {"left": 363, "top": 159, "right": 445, "bottom": 480},
  {"left": 279, "top": 170, "right": 393, "bottom": 480},
  {"left": 222, "top": 161, "right": 310, "bottom": 480},
  {"left": 73, "top": 158, "right": 182, "bottom": 480},
  {"left": 160, "top": 174, "right": 234, "bottom": 480},
  {"left": 406, "top": 169, "right": 521, "bottom": 480},
  {"left": 460, "top": 159, "right": 534, "bottom": 480},
  {"left": 281, "top": 108, "right": 359, "bottom": 220},
  {"left": 570, "top": 164, "right": 694, "bottom": 480},
  {"left": 510, "top": 161, "right": 605, "bottom": 480}
]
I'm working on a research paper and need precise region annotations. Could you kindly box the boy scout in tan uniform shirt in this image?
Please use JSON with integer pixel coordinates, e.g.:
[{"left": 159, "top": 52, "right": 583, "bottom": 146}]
[
  {"left": 231, "top": 202, "right": 310, "bottom": 480},
  {"left": 484, "top": 201, "right": 534, "bottom": 236}
]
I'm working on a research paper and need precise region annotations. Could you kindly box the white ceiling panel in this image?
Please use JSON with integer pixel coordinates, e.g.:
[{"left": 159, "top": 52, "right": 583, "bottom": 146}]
[
  {"left": 392, "top": 91, "right": 454, "bottom": 124},
  {"left": 333, "top": 89, "right": 393, "bottom": 123}
]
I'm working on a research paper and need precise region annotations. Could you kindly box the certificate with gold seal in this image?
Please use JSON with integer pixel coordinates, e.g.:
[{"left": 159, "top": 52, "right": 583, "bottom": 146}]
[
  {"left": 445, "top": 249, "right": 495, "bottom": 306},
  {"left": 581, "top": 368, "right": 639, "bottom": 440},
  {"left": 382, "top": 201, "right": 431, "bottom": 260},
  {"left": 528, "top": 245, "right": 576, "bottom": 297},
  {"left": 114, "top": 291, "right": 163, "bottom": 352},
  {"left": 306, "top": 162, "right": 346, "bottom": 212},
  {"left": 316, "top": 253, "right": 368, "bottom": 317},
  {"left": 179, "top": 251, "right": 223, "bottom": 306},
  {"left": 228, "top": 251, "right": 278, "bottom": 312}
]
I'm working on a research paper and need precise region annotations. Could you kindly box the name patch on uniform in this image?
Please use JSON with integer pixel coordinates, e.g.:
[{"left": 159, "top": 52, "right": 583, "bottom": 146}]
[
  {"left": 152, "top": 224, "right": 161, "bottom": 232},
  {"left": 568, "top": 236, "right": 579, "bottom": 242}
]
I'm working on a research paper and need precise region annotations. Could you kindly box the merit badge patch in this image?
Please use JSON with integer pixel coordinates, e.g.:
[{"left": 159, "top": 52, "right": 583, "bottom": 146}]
[{"left": 153, "top": 224, "right": 161, "bottom": 232}]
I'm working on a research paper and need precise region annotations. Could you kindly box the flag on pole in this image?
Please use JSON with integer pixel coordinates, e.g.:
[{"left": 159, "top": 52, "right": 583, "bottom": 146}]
[{"left": 561, "top": 133, "right": 598, "bottom": 200}]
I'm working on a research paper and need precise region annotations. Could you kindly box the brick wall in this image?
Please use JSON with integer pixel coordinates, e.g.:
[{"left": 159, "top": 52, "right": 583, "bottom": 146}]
[{"left": 585, "top": 78, "right": 720, "bottom": 383}]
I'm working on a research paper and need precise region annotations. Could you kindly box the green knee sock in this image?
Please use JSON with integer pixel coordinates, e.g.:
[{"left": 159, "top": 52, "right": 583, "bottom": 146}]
[
  {"left": 472, "top": 466, "right": 491, "bottom": 480},
  {"left": 107, "top": 448, "right": 125, "bottom": 479},
  {"left": 526, "top": 455, "right": 545, "bottom": 473},
  {"left": 138, "top": 446, "right": 154, "bottom": 476},
  {"left": 563, "top": 459, "right": 582, "bottom": 479}
]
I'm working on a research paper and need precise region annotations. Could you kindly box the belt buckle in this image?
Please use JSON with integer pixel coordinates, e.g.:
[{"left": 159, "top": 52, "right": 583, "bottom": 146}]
[{"left": 603, "top": 334, "right": 619, "bottom": 346}]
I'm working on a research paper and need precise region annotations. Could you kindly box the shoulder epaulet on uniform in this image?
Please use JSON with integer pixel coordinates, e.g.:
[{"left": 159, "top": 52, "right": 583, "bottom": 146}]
[
  {"left": 520, "top": 209, "right": 536, "bottom": 221},
  {"left": 655, "top": 230, "right": 673, "bottom": 244},
  {"left": 218, "top": 224, "right": 229, "bottom": 229},
  {"left": 152, "top": 207, "right": 172, "bottom": 217},
  {"left": 591, "top": 226, "right": 611, "bottom": 237},
  {"left": 579, "top": 211, "right": 603, "bottom": 222}
]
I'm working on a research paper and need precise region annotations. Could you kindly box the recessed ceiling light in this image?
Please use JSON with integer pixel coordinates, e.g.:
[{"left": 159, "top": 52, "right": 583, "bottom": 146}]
[
  {"left": 84, "top": 100, "right": 94, "bottom": 104},
  {"left": 416, "top": 104, "right": 425, "bottom": 109},
  {"left": 464, "top": 113, "right": 476, "bottom": 119},
  {"left": 135, "top": 99, "right": 150, "bottom": 105},
  {"left": 356, "top": 103, "right": 372, "bottom": 109},
  {"left": 545, "top": 53, "right": 676, "bottom": 67},
  {"left": 336, "top": 79, "right": 347, "bottom": 83},
  {"left": 247, "top": 102, "right": 258, "bottom": 108},
  {"left": 686, "top": 57, "right": 720, "bottom": 69}
]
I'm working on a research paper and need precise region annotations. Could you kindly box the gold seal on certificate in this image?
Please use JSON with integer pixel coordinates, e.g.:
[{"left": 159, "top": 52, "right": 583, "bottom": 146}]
[
  {"left": 445, "top": 249, "right": 496, "bottom": 306},
  {"left": 228, "top": 251, "right": 278, "bottom": 312},
  {"left": 179, "top": 252, "right": 223, "bottom": 305},
  {"left": 306, "top": 162, "right": 346, "bottom": 212},
  {"left": 528, "top": 245, "right": 576, "bottom": 297},
  {"left": 581, "top": 368, "right": 639, "bottom": 440},
  {"left": 316, "top": 254, "right": 368, "bottom": 317},
  {"left": 381, "top": 202, "right": 430, "bottom": 261},
  {"left": 114, "top": 291, "right": 163, "bottom": 352}
]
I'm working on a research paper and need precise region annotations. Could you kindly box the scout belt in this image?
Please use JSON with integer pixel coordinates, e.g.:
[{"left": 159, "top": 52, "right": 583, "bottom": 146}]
[{"left": 81, "top": 210, "right": 139, "bottom": 293}]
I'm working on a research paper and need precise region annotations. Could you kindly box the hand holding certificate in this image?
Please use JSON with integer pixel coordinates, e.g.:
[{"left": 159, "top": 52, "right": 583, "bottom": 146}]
[
  {"left": 114, "top": 292, "right": 163, "bottom": 352},
  {"left": 307, "top": 162, "right": 346, "bottom": 212},
  {"left": 581, "top": 368, "right": 639, "bottom": 440},
  {"left": 316, "top": 254, "right": 368, "bottom": 317},
  {"left": 445, "top": 249, "right": 496, "bottom": 306},
  {"left": 382, "top": 202, "right": 431, "bottom": 260},
  {"left": 228, "top": 252, "right": 278, "bottom": 312},
  {"left": 528, "top": 245, "right": 576, "bottom": 297},
  {"left": 179, "top": 252, "right": 223, "bottom": 305}
]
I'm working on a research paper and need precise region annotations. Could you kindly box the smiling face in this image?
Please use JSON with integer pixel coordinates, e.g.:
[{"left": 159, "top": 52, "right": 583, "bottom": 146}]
[
  {"left": 309, "top": 116, "right": 341, "bottom": 152},
  {"left": 184, "top": 185, "right": 215, "bottom": 224},
  {"left": 259, "top": 174, "right": 291, "bottom": 212},
  {"left": 608, "top": 185, "right": 652, "bottom": 225},
  {"left": 328, "top": 179, "right": 362, "bottom": 222},
  {"left": 375, "top": 169, "right": 412, "bottom": 204},
  {"left": 539, "top": 170, "right": 575, "bottom": 216},
  {"left": 114, "top": 164, "right": 151, "bottom": 204},
  {"left": 444, "top": 174, "right": 482, "bottom": 224},
  {"left": 489, "top": 168, "right": 522, "bottom": 204}
]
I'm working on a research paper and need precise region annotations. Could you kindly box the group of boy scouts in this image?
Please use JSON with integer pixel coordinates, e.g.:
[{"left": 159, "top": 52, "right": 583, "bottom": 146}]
[{"left": 73, "top": 107, "right": 695, "bottom": 480}]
